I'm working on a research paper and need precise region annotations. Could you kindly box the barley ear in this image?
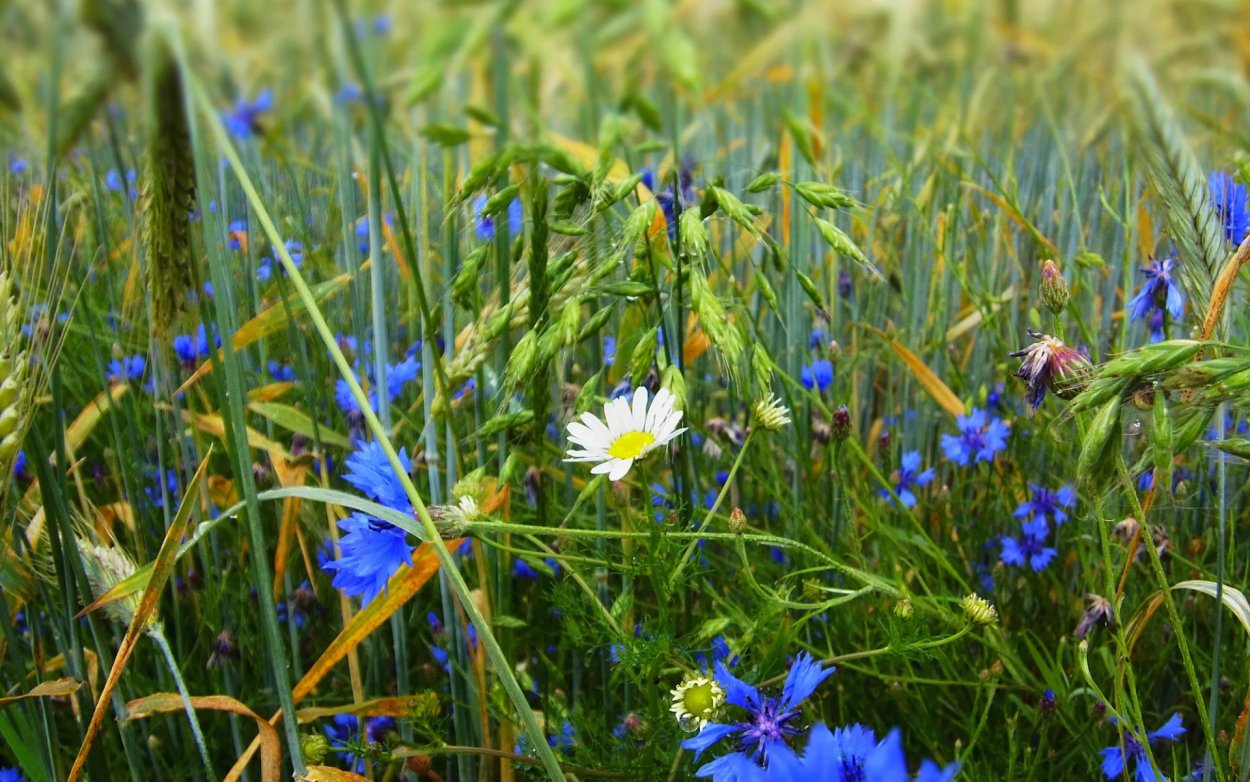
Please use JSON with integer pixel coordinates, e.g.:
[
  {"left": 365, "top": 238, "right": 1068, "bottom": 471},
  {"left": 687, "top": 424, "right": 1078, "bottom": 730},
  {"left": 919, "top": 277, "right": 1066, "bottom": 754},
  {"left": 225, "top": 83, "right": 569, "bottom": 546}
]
[
  {"left": 1121, "top": 58, "right": 1226, "bottom": 321},
  {"left": 140, "top": 34, "right": 198, "bottom": 336}
]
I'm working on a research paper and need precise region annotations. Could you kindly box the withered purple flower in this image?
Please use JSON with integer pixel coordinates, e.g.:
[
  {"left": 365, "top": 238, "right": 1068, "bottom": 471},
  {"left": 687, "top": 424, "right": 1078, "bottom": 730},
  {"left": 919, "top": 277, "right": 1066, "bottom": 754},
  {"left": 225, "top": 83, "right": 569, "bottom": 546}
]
[{"left": 1010, "top": 331, "right": 1092, "bottom": 409}]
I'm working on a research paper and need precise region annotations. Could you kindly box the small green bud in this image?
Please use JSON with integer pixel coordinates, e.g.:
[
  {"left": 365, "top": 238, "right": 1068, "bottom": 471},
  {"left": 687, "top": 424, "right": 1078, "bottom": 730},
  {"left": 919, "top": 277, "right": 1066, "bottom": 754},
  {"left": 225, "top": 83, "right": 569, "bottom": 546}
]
[
  {"left": 961, "top": 593, "right": 999, "bottom": 626},
  {"left": 1039, "top": 259, "right": 1069, "bottom": 315},
  {"left": 894, "top": 599, "right": 914, "bottom": 620},
  {"left": 728, "top": 507, "right": 747, "bottom": 534},
  {"left": 301, "top": 733, "right": 331, "bottom": 765}
]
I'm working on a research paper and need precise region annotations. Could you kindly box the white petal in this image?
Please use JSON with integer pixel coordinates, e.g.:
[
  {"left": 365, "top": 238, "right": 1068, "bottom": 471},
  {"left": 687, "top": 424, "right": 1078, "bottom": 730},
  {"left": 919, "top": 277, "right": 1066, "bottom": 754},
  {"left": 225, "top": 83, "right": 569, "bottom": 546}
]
[
  {"left": 645, "top": 388, "right": 673, "bottom": 433},
  {"left": 578, "top": 412, "right": 612, "bottom": 439},
  {"left": 655, "top": 410, "right": 685, "bottom": 440},
  {"left": 631, "top": 387, "right": 650, "bottom": 429},
  {"left": 590, "top": 459, "right": 619, "bottom": 475},
  {"left": 654, "top": 426, "right": 687, "bottom": 446},
  {"left": 606, "top": 397, "right": 631, "bottom": 436},
  {"left": 607, "top": 458, "right": 634, "bottom": 481},
  {"left": 566, "top": 421, "right": 600, "bottom": 447}
]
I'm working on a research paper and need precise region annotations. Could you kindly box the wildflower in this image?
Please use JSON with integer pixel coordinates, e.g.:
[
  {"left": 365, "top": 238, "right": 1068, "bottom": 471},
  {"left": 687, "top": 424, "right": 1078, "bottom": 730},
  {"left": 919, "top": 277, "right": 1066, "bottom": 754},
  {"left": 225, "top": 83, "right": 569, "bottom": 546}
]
[
  {"left": 1128, "top": 258, "right": 1184, "bottom": 325},
  {"left": 1099, "top": 713, "right": 1185, "bottom": 781},
  {"left": 831, "top": 405, "right": 852, "bottom": 442},
  {"left": 960, "top": 593, "right": 998, "bottom": 626},
  {"left": 472, "top": 194, "right": 524, "bottom": 241},
  {"left": 837, "top": 269, "right": 853, "bottom": 300},
  {"left": 880, "top": 450, "right": 933, "bottom": 509},
  {"left": 207, "top": 630, "right": 238, "bottom": 669},
  {"left": 267, "top": 360, "right": 296, "bottom": 382},
  {"left": 1039, "top": 689, "right": 1058, "bottom": 720},
  {"left": 603, "top": 335, "right": 617, "bottom": 366},
  {"left": 323, "top": 441, "right": 417, "bottom": 603},
  {"left": 940, "top": 408, "right": 1009, "bottom": 466},
  {"left": 323, "top": 714, "right": 395, "bottom": 773},
  {"left": 301, "top": 733, "right": 332, "bottom": 765},
  {"left": 1209, "top": 170, "right": 1250, "bottom": 245},
  {"left": 105, "top": 168, "right": 137, "bottom": 196},
  {"left": 793, "top": 722, "right": 960, "bottom": 782},
  {"left": 1010, "top": 331, "right": 1092, "bottom": 408},
  {"left": 1015, "top": 483, "right": 1076, "bottom": 526},
  {"left": 226, "top": 219, "right": 248, "bottom": 251},
  {"left": 681, "top": 652, "right": 833, "bottom": 773},
  {"left": 0, "top": 768, "right": 27, "bottom": 782},
  {"left": 752, "top": 394, "right": 791, "bottom": 431},
  {"left": 1075, "top": 593, "right": 1115, "bottom": 639},
  {"left": 107, "top": 354, "right": 146, "bottom": 384},
  {"left": 800, "top": 359, "right": 834, "bottom": 392},
  {"left": 671, "top": 674, "right": 726, "bottom": 732},
  {"left": 342, "top": 439, "right": 412, "bottom": 514},
  {"left": 1040, "top": 259, "right": 1069, "bottom": 315},
  {"left": 564, "top": 386, "right": 686, "bottom": 481},
  {"left": 1000, "top": 516, "right": 1057, "bottom": 572},
  {"left": 322, "top": 515, "right": 414, "bottom": 604},
  {"left": 224, "top": 89, "right": 273, "bottom": 138}
]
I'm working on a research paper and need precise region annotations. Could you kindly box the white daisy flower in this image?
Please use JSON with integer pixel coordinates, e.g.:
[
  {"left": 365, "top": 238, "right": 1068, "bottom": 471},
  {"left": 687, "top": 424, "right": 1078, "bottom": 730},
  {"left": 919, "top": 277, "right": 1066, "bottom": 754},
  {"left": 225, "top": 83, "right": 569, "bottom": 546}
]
[{"left": 564, "top": 386, "right": 686, "bottom": 481}]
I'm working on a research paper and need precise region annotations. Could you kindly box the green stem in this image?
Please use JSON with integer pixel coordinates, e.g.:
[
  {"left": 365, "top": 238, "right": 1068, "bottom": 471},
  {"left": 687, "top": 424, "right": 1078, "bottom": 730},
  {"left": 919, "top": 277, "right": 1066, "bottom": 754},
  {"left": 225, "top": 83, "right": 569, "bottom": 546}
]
[
  {"left": 1116, "top": 456, "right": 1226, "bottom": 782},
  {"left": 150, "top": 626, "right": 217, "bottom": 782},
  {"left": 188, "top": 78, "right": 569, "bottom": 782},
  {"left": 667, "top": 431, "right": 756, "bottom": 591}
]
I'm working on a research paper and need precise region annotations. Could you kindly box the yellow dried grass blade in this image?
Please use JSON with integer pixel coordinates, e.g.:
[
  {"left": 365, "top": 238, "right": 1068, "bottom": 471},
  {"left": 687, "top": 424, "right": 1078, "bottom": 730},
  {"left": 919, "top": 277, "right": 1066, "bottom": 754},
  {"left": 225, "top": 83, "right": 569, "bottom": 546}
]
[
  {"left": 0, "top": 677, "right": 81, "bottom": 708},
  {"left": 299, "top": 767, "right": 368, "bottom": 782},
  {"left": 270, "top": 450, "right": 311, "bottom": 602},
  {"left": 184, "top": 410, "right": 294, "bottom": 460},
  {"left": 249, "top": 402, "right": 351, "bottom": 450},
  {"left": 124, "top": 693, "right": 280, "bottom": 782},
  {"left": 294, "top": 696, "right": 414, "bottom": 723},
  {"left": 1201, "top": 234, "right": 1250, "bottom": 340},
  {"left": 66, "top": 449, "right": 212, "bottom": 782},
  {"left": 887, "top": 339, "right": 965, "bottom": 418}
]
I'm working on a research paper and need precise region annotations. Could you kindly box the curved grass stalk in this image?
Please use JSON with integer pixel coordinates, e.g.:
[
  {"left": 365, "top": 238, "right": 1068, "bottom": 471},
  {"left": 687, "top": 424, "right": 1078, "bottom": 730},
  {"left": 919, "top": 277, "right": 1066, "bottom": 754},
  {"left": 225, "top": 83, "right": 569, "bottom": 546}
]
[{"left": 186, "top": 76, "right": 570, "bottom": 782}]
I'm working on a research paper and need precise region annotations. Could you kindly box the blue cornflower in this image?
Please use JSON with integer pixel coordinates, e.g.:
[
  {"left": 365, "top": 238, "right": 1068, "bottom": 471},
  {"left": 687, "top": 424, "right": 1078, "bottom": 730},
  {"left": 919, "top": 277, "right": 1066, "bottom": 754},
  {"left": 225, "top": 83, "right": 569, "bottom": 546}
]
[
  {"left": 12, "top": 450, "right": 27, "bottom": 480},
  {"left": 342, "top": 439, "right": 412, "bottom": 513},
  {"left": 880, "top": 451, "right": 934, "bottom": 509},
  {"left": 473, "top": 194, "right": 524, "bottom": 241},
  {"left": 809, "top": 328, "right": 827, "bottom": 350},
  {"left": 1099, "top": 713, "right": 1185, "bottom": 782},
  {"left": 105, "top": 168, "right": 137, "bottom": 197},
  {"left": 386, "top": 355, "right": 420, "bottom": 401},
  {"left": 323, "top": 715, "right": 396, "bottom": 773},
  {"left": 1000, "top": 516, "right": 1057, "bottom": 572},
  {"left": 107, "top": 354, "right": 146, "bottom": 384},
  {"left": 513, "top": 558, "right": 540, "bottom": 579},
  {"left": 268, "top": 360, "right": 296, "bottom": 382},
  {"left": 1128, "top": 258, "right": 1184, "bottom": 324},
  {"left": 603, "top": 336, "right": 617, "bottom": 366},
  {"left": 172, "top": 324, "right": 218, "bottom": 369},
  {"left": 227, "top": 220, "right": 248, "bottom": 250},
  {"left": 372, "top": 14, "right": 392, "bottom": 35},
  {"left": 695, "top": 635, "right": 740, "bottom": 670},
  {"left": 224, "top": 89, "right": 273, "bottom": 138},
  {"left": 322, "top": 514, "right": 414, "bottom": 604},
  {"left": 1209, "top": 171, "right": 1250, "bottom": 245},
  {"left": 0, "top": 766, "right": 26, "bottom": 782},
  {"left": 323, "top": 440, "right": 416, "bottom": 603},
  {"left": 682, "top": 652, "right": 833, "bottom": 775},
  {"left": 790, "top": 722, "right": 959, "bottom": 782},
  {"left": 800, "top": 359, "right": 834, "bottom": 393},
  {"left": 940, "top": 408, "right": 1009, "bottom": 467},
  {"left": 9, "top": 157, "right": 28, "bottom": 175},
  {"left": 1014, "top": 483, "right": 1075, "bottom": 526}
]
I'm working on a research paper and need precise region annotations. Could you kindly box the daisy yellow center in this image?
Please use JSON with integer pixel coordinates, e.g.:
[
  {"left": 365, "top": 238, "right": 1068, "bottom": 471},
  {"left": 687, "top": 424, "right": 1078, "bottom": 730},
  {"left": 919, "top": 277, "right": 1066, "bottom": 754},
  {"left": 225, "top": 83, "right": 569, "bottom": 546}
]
[
  {"left": 608, "top": 430, "right": 655, "bottom": 459},
  {"left": 681, "top": 682, "right": 718, "bottom": 718}
]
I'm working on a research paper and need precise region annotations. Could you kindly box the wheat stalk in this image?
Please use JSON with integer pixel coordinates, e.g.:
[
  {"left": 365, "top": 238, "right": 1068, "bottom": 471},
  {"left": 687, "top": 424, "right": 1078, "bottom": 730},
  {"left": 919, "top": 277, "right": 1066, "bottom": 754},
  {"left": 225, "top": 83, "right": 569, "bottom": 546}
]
[{"left": 1122, "top": 58, "right": 1227, "bottom": 322}]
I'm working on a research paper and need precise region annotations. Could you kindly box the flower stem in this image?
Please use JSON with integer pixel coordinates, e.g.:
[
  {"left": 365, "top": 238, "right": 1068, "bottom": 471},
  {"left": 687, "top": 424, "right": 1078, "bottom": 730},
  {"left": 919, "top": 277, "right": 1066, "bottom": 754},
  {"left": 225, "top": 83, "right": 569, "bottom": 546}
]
[{"left": 666, "top": 431, "right": 756, "bottom": 592}]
